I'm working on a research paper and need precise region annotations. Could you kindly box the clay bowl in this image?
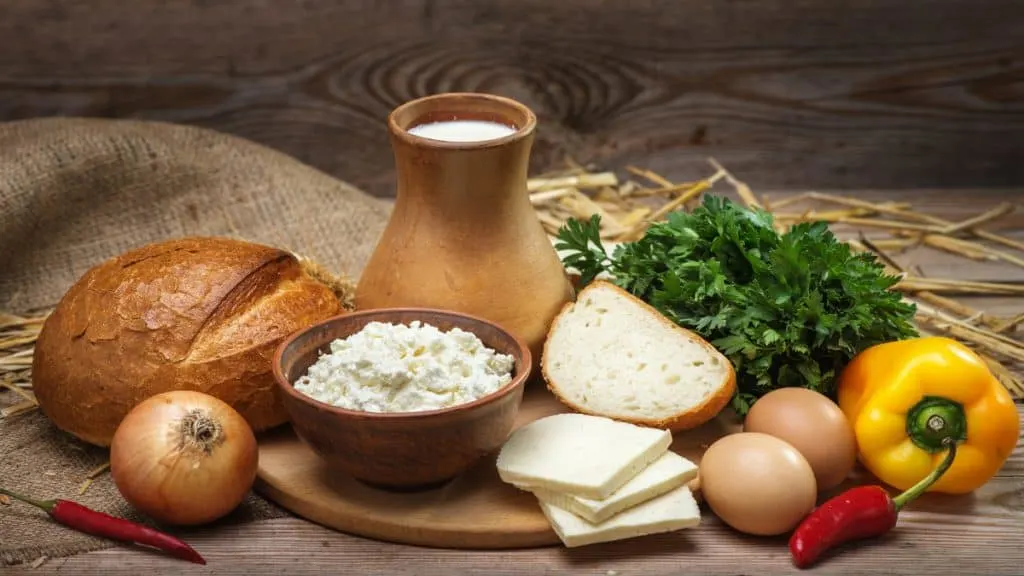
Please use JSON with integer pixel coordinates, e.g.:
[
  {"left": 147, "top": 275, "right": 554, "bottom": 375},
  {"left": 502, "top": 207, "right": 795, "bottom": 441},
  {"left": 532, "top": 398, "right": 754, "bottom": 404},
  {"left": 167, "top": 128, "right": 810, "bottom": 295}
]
[{"left": 272, "top": 308, "right": 531, "bottom": 491}]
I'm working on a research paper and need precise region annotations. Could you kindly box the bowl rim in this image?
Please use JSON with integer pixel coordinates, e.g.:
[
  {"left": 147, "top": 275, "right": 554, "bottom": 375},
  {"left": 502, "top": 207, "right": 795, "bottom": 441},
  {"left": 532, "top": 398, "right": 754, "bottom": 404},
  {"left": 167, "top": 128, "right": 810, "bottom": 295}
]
[{"left": 271, "top": 307, "right": 533, "bottom": 420}]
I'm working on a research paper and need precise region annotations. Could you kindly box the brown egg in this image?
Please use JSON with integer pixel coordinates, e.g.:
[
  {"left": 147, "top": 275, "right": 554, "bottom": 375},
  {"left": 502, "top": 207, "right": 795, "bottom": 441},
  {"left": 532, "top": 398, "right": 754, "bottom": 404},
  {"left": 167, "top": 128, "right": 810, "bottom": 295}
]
[
  {"left": 743, "top": 388, "right": 857, "bottom": 491},
  {"left": 699, "top": 432, "right": 817, "bottom": 536}
]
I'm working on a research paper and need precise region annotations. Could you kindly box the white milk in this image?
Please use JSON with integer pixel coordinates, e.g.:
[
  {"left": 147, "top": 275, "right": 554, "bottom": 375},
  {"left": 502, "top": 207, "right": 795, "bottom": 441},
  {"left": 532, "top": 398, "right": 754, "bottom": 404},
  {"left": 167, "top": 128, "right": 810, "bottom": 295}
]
[{"left": 407, "top": 120, "right": 516, "bottom": 142}]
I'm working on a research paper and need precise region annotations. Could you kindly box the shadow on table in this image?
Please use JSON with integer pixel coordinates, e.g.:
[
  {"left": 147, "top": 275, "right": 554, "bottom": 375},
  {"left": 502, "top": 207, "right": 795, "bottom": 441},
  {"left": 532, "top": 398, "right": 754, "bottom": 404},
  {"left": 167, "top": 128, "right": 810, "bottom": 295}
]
[{"left": 554, "top": 515, "right": 782, "bottom": 566}]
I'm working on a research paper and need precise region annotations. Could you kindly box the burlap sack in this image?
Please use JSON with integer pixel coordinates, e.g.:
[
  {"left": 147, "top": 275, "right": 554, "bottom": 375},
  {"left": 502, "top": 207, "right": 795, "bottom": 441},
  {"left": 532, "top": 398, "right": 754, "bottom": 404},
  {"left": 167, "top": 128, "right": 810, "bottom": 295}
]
[{"left": 0, "top": 117, "right": 393, "bottom": 565}]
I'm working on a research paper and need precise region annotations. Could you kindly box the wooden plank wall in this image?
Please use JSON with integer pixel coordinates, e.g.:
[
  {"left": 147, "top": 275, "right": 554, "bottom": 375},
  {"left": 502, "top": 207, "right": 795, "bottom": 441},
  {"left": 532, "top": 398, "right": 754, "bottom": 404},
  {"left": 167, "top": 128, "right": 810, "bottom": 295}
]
[{"left": 0, "top": 0, "right": 1021, "bottom": 198}]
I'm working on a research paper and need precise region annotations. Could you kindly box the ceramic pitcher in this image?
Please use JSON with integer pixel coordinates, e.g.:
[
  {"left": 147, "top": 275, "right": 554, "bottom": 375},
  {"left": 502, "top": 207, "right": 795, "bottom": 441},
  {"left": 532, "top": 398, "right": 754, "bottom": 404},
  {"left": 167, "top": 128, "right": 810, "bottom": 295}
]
[{"left": 354, "top": 92, "right": 574, "bottom": 366}]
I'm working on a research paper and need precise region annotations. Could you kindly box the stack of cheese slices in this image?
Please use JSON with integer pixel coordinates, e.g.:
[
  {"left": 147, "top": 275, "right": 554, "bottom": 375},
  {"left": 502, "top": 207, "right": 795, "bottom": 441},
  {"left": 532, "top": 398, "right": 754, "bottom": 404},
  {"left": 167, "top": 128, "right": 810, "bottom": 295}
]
[{"left": 496, "top": 413, "right": 701, "bottom": 547}]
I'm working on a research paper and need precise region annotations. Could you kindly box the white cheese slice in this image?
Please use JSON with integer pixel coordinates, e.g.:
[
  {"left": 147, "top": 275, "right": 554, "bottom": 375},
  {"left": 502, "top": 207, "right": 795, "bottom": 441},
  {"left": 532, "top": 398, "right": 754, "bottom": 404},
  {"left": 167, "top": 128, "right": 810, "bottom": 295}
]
[
  {"left": 539, "top": 484, "right": 702, "bottom": 548},
  {"left": 496, "top": 413, "right": 671, "bottom": 500},
  {"left": 521, "top": 451, "right": 698, "bottom": 523}
]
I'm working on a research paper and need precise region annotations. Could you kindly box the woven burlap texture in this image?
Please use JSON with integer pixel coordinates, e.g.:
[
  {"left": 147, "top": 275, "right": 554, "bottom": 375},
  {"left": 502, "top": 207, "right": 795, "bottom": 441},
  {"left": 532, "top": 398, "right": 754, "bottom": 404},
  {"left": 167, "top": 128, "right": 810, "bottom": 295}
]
[{"left": 0, "top": 117, "right": 392, "bottom": 565}]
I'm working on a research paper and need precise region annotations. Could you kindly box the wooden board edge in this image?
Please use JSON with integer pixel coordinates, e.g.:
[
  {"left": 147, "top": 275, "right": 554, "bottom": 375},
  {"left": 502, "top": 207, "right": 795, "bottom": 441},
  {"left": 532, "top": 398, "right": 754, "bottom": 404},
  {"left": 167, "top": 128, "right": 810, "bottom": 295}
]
[{"left": 253, "top": 463, "right": 563, "bottom": 550}]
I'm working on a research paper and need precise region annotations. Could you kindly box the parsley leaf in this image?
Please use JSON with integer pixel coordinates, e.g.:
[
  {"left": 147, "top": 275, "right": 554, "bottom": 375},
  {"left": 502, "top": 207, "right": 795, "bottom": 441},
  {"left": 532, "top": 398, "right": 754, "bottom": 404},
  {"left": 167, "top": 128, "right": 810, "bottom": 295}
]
[
  {"left": 555, "top": 195, "right": 918, "bottom": 416},
  {"left": 553, "top": 214, "right": 611, "bottom": 288}
]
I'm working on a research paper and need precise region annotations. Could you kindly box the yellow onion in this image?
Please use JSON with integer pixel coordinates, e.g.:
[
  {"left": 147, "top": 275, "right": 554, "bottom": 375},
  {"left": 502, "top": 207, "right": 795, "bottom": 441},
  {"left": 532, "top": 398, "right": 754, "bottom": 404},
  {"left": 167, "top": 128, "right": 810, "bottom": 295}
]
[{"left": 110, "top": 390, "right": 258, "bottom": 526}]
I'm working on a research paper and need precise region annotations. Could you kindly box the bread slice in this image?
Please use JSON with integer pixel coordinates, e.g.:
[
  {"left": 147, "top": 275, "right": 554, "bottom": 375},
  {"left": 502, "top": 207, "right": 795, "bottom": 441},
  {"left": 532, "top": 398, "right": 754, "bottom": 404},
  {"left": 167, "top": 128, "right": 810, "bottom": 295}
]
[
  {"left": 523, "top": 450, "right": 698, "bottom": 524},
  {"left": 496, "top": 413, "right": 671, "bottom": 500},
  {"left": 542, "top": 280, "right": 736, "bottom": 431},
  {"left": 538, "top": 484, "right": 701, "bottom": 548}
]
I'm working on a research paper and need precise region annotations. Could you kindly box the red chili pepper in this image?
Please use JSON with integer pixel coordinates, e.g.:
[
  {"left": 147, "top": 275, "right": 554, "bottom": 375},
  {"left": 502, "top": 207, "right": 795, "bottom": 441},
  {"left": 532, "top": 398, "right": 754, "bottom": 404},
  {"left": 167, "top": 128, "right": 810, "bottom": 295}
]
[
  {"left": 0, "top": 488, "right": 206, "bottom": 565},
  {"left": 789, "top": 438, "right": 957, "bottom": 569}
]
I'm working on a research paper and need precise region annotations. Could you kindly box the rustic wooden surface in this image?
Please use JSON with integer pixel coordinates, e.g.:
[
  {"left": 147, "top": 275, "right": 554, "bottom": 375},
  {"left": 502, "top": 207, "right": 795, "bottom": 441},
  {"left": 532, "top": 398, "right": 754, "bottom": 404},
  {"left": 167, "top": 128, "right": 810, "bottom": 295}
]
[
  {"left": 9, "top": 187, "right": 1024, "bottom": 575},
  {"left": 0, "top": 0, "right": 1023, "bottom": 197},
  {"left": 254, "top": 384, "right": 729, "bottom": 549}
]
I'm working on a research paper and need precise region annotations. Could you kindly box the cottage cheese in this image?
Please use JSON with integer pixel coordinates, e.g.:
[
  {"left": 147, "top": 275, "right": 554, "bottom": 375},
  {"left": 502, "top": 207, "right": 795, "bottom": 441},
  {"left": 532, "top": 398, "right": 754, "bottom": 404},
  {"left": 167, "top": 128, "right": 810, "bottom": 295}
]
[{"left": 293, "top": 321, "right": 516, "bottom": 413}]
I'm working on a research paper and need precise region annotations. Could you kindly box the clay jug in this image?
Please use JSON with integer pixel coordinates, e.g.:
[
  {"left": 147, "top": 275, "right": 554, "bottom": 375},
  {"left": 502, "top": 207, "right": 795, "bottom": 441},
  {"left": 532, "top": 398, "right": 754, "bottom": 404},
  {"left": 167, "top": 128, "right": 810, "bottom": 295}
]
[{"left": 354, "top": 92, "right": 574, "bottom": 366}]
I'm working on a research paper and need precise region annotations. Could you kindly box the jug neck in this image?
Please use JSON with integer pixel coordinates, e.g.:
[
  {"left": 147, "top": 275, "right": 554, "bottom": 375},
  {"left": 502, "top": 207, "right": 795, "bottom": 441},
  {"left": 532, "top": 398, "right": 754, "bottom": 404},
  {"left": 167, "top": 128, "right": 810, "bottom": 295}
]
[
  {"left": 390, "top": 134, "right": 533, "bottom": 212},
  {"left": 387, "top": 93, "right": 538, "bottom": 215}
]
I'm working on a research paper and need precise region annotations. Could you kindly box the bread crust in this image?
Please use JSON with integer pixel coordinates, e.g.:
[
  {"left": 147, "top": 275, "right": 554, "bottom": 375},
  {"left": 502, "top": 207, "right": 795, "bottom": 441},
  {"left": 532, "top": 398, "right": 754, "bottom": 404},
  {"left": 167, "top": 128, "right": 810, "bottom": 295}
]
[
  {"left": 541, "top": 280, "right": 736, "bottom": 432},
  {"left": 32, "top": 237, "right": 342, "bottom": 446}
]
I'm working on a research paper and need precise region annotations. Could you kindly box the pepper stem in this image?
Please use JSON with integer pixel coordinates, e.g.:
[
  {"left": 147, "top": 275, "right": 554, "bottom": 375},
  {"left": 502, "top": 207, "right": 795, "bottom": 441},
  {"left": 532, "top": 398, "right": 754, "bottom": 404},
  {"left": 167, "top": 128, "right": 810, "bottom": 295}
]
[
  {"left": 892, "top": 438, "right": 958, "bottom": 512},
  {"left": 906, "top": 396, "right": 967, "bottom": 453},
  {"left": 0, "top": 488, "right": 55, "bottom": 513}
]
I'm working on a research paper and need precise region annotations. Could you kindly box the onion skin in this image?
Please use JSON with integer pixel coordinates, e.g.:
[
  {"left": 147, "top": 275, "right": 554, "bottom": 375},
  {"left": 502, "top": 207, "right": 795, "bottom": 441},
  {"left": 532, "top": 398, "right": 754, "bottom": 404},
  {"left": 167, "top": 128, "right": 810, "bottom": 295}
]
[{"left": 110, "top": 390, "right": 259, "bottom": 526}]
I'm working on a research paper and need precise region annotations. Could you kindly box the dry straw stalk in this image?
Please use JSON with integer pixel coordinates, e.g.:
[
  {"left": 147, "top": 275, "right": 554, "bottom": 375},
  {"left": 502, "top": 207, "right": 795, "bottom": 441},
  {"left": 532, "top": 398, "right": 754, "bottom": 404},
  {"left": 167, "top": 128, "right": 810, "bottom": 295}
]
[{"left": 2, "top": 161, "right": 1022, "bottom": 410}]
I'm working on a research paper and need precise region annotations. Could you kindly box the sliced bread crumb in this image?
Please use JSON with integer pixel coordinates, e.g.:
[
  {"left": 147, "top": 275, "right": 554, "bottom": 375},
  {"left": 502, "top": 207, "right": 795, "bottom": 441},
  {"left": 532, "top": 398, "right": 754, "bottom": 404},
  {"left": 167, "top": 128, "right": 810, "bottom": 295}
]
[{"left": 541, "top": 281, "right": 736, "bottom": 431}]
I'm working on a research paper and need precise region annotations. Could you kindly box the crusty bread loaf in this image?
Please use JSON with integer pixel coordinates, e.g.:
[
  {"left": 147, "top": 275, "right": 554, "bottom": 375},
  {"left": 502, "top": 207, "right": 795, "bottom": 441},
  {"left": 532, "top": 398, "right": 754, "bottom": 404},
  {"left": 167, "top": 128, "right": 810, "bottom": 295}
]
[
  {"left": 32, "top": 237, "right": 342, "bottom": 446},
  {"left": 542, "top": 281, "right": 736, "bottom": 431}
]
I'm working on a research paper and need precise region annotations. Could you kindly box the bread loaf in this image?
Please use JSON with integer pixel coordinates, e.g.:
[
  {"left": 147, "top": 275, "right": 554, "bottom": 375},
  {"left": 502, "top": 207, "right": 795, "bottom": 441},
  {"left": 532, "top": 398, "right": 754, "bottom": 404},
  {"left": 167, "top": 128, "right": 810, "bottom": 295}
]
[
  {"left": 32, "top": 237, "right": 343, "bottom": 446},
  {"left": 542, "top": 281, "right": 735, "bottom": 431}
]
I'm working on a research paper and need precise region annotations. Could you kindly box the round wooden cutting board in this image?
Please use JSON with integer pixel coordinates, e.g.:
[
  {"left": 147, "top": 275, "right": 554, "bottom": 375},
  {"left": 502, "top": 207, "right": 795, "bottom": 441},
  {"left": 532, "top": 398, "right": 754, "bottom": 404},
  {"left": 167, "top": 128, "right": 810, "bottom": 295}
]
[{"left": 254, "top": 382, "right": 741, "bottom": 549}]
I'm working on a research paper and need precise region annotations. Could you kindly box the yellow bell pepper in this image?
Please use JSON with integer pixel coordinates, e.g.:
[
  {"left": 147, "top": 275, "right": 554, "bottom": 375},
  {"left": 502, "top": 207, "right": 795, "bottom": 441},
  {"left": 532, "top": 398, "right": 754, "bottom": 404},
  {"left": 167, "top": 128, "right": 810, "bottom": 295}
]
[{"left": 837, "top": 336, "right": 1019, "bottom": 495}]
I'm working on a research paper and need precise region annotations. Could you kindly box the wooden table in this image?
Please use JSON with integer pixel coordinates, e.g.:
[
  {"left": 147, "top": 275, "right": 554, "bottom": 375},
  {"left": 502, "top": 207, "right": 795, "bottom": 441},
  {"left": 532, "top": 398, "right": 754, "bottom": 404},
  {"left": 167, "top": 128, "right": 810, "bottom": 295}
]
[
  {"left": 1, "top": 0, "right": 1022, "bottom": 196},
  {"left": 10, "top": 188, "right": 1024, "bottom": 576}
]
